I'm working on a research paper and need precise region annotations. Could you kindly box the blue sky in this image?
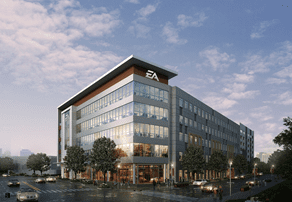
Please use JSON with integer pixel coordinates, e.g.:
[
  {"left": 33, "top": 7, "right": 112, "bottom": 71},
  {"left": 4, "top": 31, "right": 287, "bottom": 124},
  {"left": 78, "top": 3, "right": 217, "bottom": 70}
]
[{"left": 0, "top": 0, "right": 291, "bottom": 157}]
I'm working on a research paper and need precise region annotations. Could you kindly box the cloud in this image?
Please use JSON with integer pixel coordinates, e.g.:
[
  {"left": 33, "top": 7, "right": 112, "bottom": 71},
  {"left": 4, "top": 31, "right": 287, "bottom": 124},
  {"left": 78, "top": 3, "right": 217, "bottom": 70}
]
[
  {"left": 277, "top": 91, "right": 292, "bottom": 105},
  {"left": 0, "top": 0, "right": 122, "bottom": 92},
  {"left": 128, "top": 22, "right": 151, "bottom": 38},
  {"left": 125, "top": 0, "right": 140, "bottom": 4},
  {"left": 165, "top": 64, "right": 179, "bottom": 72},
  {"left": 233, "top": 73, "right": 254, "bottom": 83},
  {"left": 222, "top": 83, "right": 259, "bottom": 99},
  {"left": 202, "top": 93, "right": 238, "bottom": 110},
  {"left": 162, "top": 22, "right": 187, "bottom": 45},
  {"left": 177, "top": 12, "right": 208, "bottom": 28},
  {"left": 136, "top": 4, "right": 158, "bottom": 18},
  {"left": 198, "top": 47, "right": 236, "bottom": 71},
  {"left": 266, "top": 78, "right": 287, "bottom": 84},
  {"left": 250, "top": 19, "right": 277, "bottom": 39},
  {"left": 274, "top": 64, "right": 292, "bottom": 79}
]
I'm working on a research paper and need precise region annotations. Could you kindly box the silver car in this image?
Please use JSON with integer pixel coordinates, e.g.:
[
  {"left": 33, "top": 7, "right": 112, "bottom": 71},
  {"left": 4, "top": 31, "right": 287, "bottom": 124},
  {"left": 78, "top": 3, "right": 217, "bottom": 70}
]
[
  {"left": 35, "top": 178, "right": 46, "bottom": 183},
  {"left": 16, "top": 188, "right": 39, "bottom": 202},
  {"left": 2, "top": 173, "right": 10, "bottom": 177},
  {"left": 46, "top": 176, "right": 56, "bottom": 182},
  {"left": 193, "top": 179, "right": 208, "bottom": 186}
]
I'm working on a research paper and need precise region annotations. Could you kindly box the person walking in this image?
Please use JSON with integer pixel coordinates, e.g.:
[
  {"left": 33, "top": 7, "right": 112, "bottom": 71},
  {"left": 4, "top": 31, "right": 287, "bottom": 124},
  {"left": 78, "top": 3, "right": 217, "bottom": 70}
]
[
  {"left": 218, "top": 186, "right": 223, "bottom": 202},
  {"left": 213, "top": 187, "right": 218, "bottom": 202},
  {"left": 153, "top": 179, "right": 156, "bottom": 190}
]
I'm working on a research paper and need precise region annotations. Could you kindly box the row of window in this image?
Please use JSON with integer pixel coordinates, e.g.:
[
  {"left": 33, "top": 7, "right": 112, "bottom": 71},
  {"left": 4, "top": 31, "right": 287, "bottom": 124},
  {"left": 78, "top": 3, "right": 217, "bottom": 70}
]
[
  {"left": 76, "top": 122, "right": 134, "bottom": 147},
  {"left": 179, "top": 98, "right": 237, "bottom": 133},
  {"left": 134, "top": 81, "right": 168, "bottom": 103},
  {"left": 134, "top": 102, "right": 168, "bottom": 121},
  {"left": 76, "top": 102, "right": 134, "bottom": 133},
  {"left": 77, "top": 82, "right": 133, "bottom": 120},
  {"left": 134, "top": 123, "right": 169, "bottom": 139},
  {"left": 133, "top": 143, "right": 168, "bottom": 158},
  {"left": 180, "top": 119, "right": 237, "bottom": 143}
]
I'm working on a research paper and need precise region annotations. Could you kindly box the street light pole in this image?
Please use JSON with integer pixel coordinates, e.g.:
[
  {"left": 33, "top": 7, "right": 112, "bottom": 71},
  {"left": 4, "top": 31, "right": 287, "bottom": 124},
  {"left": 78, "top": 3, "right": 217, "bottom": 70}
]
[
  {"left": 254, "top": 163, "right": 257, "bottom": 183},
  {"left": 230, "top": 161, "right": 232, "bottom": 196}
]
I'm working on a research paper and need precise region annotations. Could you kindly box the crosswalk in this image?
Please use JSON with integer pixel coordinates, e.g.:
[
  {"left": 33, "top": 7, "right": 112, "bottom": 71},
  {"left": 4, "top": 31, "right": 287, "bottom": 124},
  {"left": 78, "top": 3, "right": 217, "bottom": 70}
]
[
  {"left": 123, "top": 190, "right": 199, "bottom": 202},
  {"left": 5, "top": 188, "right": 95, "bottom": 196}
]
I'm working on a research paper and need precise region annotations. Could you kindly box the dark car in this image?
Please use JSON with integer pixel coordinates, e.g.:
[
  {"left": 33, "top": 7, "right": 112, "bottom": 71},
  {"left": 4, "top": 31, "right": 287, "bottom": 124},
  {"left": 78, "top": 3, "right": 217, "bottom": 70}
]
[
  {"left": 201, "top": 183, "right": 219, "bottom": 193},
  {"left": 246, "top": 179, "right": 259, "bottom": 186},
  {"left": 7, "top": 179, "right": 20, "bottom": 187},
  {"left": 240, "top": 174, "right": 246, "bottom": 179}
]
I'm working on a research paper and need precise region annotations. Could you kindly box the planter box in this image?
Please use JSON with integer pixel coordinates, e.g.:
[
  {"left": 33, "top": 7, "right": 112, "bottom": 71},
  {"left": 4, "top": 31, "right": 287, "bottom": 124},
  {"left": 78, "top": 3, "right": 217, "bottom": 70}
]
[{"left": 240, "top": 185, "right": 250, "bottom": 192}]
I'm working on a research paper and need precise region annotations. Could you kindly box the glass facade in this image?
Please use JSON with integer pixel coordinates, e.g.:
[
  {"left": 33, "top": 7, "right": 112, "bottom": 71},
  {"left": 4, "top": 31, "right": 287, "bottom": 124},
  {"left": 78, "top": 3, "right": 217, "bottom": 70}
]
[
  {"left": 133, "top": 143, "right": 168, "bottom": 158},
  {"left": 64, "top": 110, "right": 70, "bottom": 150},
  {"left": 134, "top": 102, "right": 168, "bottom": 121},
  {"left": 134, "top": 123, "right": 168, "bottom": 139},
  {"left": 134, "top": 81, "right": 168, "bottom": 103}
]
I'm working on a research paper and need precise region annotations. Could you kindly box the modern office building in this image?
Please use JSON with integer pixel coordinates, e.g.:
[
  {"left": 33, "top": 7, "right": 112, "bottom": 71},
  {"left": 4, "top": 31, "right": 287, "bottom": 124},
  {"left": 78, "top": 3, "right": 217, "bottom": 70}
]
[
  {"left": 240, "top": 123, "right": 254, "bottom": 162},
  {"left": 57, "top": 55, "right": 254, "bottom": 183},
  {"left": 20, "top": 149, "right": 33, "bottom": 157},
  {"left": 256, "top": 152, "right": 271, "bottom": 163}
]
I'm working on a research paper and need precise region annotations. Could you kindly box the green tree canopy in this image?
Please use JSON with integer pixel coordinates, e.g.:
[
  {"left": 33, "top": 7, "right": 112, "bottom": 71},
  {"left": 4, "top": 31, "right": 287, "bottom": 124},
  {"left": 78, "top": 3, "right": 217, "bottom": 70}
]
[
  {"left": 26, "top": 153, "right": 51, "bottom": 175},
  {"left": 207, "top": 150, "right": 228, "bottom": 178},
  {"left": 273, "top": 117, "right": 292, "bottom": 150},
  {"left": 63, "top": 146, "right": 87, "bottom": 179},
  {"left": 89, "top": 137, "right": 118, "bottom": 183},
  {"left": 181, "top": 145, "right": 205, "bottom": 180},
  {"left": 0, "top": 157, "right": 15, "bottom": 173},
  {"left": 232, "top": 154, "right": 248, "bottom": 174}
]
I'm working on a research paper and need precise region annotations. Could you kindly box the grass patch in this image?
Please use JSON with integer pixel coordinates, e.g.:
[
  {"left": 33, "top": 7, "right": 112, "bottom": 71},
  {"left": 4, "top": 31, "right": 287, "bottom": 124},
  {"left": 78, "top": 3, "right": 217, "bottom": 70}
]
[{"left": 251, "top": 179, "right": 292, "bottom": 202}]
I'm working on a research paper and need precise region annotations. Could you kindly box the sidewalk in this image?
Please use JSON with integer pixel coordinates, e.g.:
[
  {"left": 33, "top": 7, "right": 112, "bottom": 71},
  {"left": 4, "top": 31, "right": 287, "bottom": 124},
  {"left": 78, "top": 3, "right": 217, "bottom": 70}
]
[{"left": 196, "top": 178, "right": 285, "bottom": 202}]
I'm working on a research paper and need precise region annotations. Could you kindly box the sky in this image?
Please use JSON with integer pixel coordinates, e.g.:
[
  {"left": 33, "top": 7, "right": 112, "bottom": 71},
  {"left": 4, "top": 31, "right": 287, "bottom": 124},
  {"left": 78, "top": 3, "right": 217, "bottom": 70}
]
[{"left": 0, "top": 0, "right": 291, "bottom": 157}]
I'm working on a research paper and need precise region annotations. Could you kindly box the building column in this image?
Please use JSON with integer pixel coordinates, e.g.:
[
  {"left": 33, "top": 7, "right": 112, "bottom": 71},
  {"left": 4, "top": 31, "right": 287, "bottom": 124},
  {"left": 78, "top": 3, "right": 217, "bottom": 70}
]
[
  {"left": 107, "top": 171, "right": 109, "bottom": 182},
  {"left": 133, "top": 164, "right": 136, "bottom": 184},
  {"left": 163, "top": 164, "right": 166, "bottom": 182},
  {"left": 137, "top": 164, "right": 139, "bottom": 184}
]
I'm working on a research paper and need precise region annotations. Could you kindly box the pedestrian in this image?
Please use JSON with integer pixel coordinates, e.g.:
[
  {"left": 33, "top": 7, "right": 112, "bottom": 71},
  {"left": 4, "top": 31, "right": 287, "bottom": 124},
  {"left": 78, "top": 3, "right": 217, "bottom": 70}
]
[
  {"left": 213, "top": 188, "right": 218, "bottom": 202},
  {"left": 218, "top": 186, "right": 223, "bottom": 202},
  {"left": 167, "top": 178, "right": 170, "bottom": 187},
  {"left": 153, "top": 179, "right": 156, "bottom": 190}
]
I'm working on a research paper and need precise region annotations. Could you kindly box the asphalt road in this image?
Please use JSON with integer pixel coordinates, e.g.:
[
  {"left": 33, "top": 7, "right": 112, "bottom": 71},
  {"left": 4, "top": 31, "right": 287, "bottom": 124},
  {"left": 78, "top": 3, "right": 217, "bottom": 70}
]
[{"left": 0, "top": 175, "right": 273, "bottom": 202}]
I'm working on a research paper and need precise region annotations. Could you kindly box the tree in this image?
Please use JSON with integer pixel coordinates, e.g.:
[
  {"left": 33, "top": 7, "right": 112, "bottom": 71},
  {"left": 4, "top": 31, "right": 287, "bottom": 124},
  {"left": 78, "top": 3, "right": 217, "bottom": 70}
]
[
  {"left": 26, "top": 153, "right": 51, "bottom": 175},
  {"left": 0, "top": 157, "right": 15, "bottom": 173},
  {"left": 273, "top": 117, "right": 292, "bottom": 150},
  {"left": 181, "top": 145, "right": 205, "bottom": 181},
  {"left": 89, "top": 137, "right": 119, "bottom": 183},
  {"left": 63, "top": 146, "right": 87, "bottom": 179},
  {"left": 233, "top": 154, "right": 248, "bottom": 175},
  {"left": 207, "top": 151, "right": 228, "bottom": 179}
]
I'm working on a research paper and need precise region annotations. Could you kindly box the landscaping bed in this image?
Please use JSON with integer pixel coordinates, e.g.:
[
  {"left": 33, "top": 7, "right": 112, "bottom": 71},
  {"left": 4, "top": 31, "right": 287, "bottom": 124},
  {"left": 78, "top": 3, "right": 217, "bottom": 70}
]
[
  {"left": 250, "top": 179, "right": 292, "bottom": 202},
  {"left": 240, "top": 185, "right": 250, "bottom": 192},
  {"left": 174, "top": 182, "right": 189, "bottom": 188}
]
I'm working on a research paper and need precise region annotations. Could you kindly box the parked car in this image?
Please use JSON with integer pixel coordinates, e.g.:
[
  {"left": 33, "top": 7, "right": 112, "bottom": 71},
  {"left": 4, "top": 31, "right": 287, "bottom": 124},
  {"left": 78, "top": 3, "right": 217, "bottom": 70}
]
[
  {"left": 16, "top": 188, "right": 39, "bottom": 202},
  {"left": 233, "top": 176, "right": 240, "bottom": 180},
  {"left": 46, "top": 177, "right": 56, "bottom": 182},
  {"left": 7, "top": 179, "right": 20, "bottom": 187},
  {"left": 2, "top": 173, "right": 10, "bottom": 177},
  {"left": 35, "top": 178, "right": 46, "bottom": 183},
  {"left": 257, "top": 172, "right": 263, "bottom": 176},
  {"left": 193, "top": 179, "right": 208, "bottom": 186},
  {"left": 201, "top": 183, "right": 218, "bottom": 193},
  {"left": 246, "top": 179, "right": 259, "bottom": 186},
  {"left": 240, "top": 174, "right": 246, "bottom": 179}
]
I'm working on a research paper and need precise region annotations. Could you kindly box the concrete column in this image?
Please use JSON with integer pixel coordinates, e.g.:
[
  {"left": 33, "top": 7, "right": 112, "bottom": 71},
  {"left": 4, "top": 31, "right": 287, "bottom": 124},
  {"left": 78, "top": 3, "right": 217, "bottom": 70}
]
[
  {"left": 107, "top": 171, "right": 109, "bottom": 182},
  {"left": 91, "top": 168, "right": 93, "bottom": 180},
  {"left": 137, "top": 164, "right": 139, "bottom": 184},
  {"left": 163, "top": 164, "right": 166, "bottom": 182},
  {"left": 133, "top": 164, "right": 135, "bottom": 184}
]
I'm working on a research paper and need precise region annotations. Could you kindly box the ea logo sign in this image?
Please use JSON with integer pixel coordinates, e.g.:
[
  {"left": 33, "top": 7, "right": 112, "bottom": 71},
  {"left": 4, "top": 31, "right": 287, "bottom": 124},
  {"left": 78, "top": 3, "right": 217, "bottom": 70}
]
[{"left": 145, "top": 70, "right": 159, "bottom": 81}]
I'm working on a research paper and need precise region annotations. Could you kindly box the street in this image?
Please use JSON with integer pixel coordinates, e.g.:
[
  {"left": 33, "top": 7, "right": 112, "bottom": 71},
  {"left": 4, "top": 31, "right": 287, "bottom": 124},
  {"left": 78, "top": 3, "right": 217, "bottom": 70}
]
[{"left": 1, "top": 175, "right": 273, "bottom": 202}]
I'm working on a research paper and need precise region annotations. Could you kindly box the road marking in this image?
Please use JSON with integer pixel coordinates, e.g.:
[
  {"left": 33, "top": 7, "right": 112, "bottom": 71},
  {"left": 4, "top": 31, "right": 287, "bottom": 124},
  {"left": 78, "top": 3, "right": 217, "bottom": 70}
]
[{"left": 22, "top": 181, "right": 40, "bottom": 191}]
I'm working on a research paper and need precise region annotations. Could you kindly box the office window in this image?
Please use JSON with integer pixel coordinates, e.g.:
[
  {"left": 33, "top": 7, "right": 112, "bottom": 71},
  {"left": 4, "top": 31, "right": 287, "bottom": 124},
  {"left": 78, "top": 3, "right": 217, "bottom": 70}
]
[
  {"left": 185, "top": 117, "right": 188, "bottom": 126},
  {"left": 202, "top": 110, "right": 204, "bottom": 118},
  {"left": 189, "top": 119, "right": 193, "bottom": 127},
  {"left": 179, "top": 98, "right": 183, "bottom": 107},
  {"left": 185, "top": 101, "right": 188, "bottom": 109},
  {"left": 194, "top": 106, "right": 198, "bottom": 114},
  {"left": 179, "top": 152, "right": 183, "bottom": 161},
  {"left": 190, "top": 103, "right": 192, "bottom": 112},
  {"left": 198, "top": 108, "right": 201, "bottom": 116},
  {"left": 179, "top": 132, "right": 183, "bottom": 141},
  {"left": 185, "top": 134, "right": 188, "bottom": 143},
  {"left": 194, "top": 121, "right": 197, "bottom": 128},
  {"left": 190, "top": 135, "right": 193, "bottom": 144}
]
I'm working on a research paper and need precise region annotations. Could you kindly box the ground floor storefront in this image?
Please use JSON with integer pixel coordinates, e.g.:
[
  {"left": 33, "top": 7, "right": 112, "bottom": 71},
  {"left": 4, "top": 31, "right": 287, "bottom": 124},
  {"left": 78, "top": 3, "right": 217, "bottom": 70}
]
[{"left": 61, "top": 163, "right": 231, "bottom": 183}]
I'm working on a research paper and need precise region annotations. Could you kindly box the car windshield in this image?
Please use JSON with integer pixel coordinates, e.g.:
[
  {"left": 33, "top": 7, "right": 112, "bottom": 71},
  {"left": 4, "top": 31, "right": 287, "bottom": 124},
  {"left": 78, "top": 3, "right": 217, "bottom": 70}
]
[
  {"left": 11, "top": 179, "right": 19, "bottom": 181},
  {"left": 21, "top": 188, "right": 35, "bottom": 192}
]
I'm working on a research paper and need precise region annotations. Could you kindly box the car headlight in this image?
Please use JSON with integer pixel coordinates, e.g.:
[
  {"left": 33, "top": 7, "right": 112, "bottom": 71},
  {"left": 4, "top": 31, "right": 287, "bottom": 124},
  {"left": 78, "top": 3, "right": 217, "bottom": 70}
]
[
  {"left": 20, "top": 196, "right": 26, "bottom": 199},
  {"left": 17, "top": 182, "right": 20, "bottom": 184},
  {"left": 8, "top": 182, "right": 12, "bottom": 185},
  {"left": 35, "top": 194, "right": 39, "bottom": 198},
  {"left": 200, "top": 185, "right": 204, "bottom": 189}
]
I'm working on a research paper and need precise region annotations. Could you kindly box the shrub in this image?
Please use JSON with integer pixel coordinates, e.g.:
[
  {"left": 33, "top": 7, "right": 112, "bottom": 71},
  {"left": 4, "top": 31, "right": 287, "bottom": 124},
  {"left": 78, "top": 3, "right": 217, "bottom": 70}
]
[
  {"left": 174, "top": 182, "right": 189, "bottom": 188},
  {"left": 240, "top": 185, "right": 250, "bottom": 191},
  {"left": 31, "top": 173, "right": 38, "bottom": 177}
]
